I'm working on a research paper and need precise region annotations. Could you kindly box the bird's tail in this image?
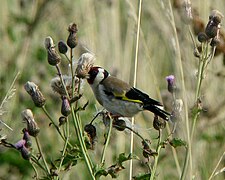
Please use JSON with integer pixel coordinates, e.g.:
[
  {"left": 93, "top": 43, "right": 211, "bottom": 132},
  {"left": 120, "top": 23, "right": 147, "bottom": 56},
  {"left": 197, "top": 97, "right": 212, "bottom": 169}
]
[{"left": 143, "top": 104, "right": 170, "bottom": 121}]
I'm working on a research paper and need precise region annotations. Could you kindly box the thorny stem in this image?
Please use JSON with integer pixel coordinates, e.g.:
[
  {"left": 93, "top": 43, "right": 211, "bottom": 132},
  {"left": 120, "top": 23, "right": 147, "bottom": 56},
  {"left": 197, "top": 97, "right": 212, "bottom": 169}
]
[
  {"left": 100, "top": 116, "right": 113, "bottom": 165},
  {"left": 129, "top": 0, "right": 142, "bottom": 179},
  {"left": 35, "top": 137, "right": 51, "bottom": 176}
]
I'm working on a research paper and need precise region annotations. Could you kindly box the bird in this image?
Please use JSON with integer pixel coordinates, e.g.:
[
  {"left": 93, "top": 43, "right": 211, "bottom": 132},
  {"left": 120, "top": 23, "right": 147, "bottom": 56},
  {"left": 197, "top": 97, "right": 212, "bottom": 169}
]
[{"left": 87, "top": 66, "right": 170, "bottom": 121}]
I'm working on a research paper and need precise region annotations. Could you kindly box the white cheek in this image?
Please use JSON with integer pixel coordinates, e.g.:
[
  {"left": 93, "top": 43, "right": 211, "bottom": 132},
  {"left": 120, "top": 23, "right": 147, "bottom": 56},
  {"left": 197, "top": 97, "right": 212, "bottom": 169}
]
[{"left": 94, "top": 72, "right": 104, "bottom": 85}]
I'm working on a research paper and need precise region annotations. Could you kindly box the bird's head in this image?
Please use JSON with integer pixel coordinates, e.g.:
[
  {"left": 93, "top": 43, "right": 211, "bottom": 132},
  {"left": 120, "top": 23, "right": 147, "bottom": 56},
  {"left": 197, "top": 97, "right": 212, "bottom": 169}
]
[{"left": 87, "top": 66, "right": 109, "bottom": 85}]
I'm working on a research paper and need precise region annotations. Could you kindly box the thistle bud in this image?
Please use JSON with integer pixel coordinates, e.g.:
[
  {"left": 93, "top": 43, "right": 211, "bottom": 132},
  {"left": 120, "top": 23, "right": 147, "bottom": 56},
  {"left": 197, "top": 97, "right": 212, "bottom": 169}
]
[
  {"left": 84, "top": 124, "right": 97, "bottom": 150},
  {"left": 197, "top": 32, "right": 208, "bottom": 43},
  {"left": 45, "top": 36, "right": 61, "bottom": 66},
  {"left": 22, "top": 129, "right": 32, "bottom": 148},
  {"left": 210, "top": 37, "right": 220, "bottom": 47},
  {"left": 76, "top": 53, "right": 95, "bottom": 78},
  {"left": 20, "top": 146, "right": 31, "bottom": 160},
  {"left": 59, "top": 116, "right": 67, "bottom": 126},
  {"left": 205, "top": 23, "right": 218, "bottom": 38},
  {"left": 51, "top": 75, "right": 80, "bottom": 97},
  {"left": 21, "top": 109, "right": 40, "bottom": 137},
  {"left": 67, "top": 23, "right": 78, "bottom": 49},
  {"left": 84, "top": 124, "right": 96, "bottom": 139},
  {"left": 14, "top": 139, "right": 26, "bottom": 150},
  {"left": 58, "top": 40, "right": 68, "bottom": 54},
  {"left": 205, "top": 10, "right": 223, "bottom": 39},
  {"left": 61, "top": 96, "right": 71, "bottom": 116},
  {"left": 24, "top": 81, "right": 46, "bottom": 107},
  {"left": 171, "top": 99, "right": 183, "bottom": 122},
  {"left": 113, "top": 119, "right": 126, "bottom": 131},
  {"left": 209, "top": 10, "right": 224, "bottom": 25},
  {"left": 153, "top": 115, "right": 166, "bottom": 130},
  {"left": 166, "top": 75, "right": 176, "bottom": 94}
]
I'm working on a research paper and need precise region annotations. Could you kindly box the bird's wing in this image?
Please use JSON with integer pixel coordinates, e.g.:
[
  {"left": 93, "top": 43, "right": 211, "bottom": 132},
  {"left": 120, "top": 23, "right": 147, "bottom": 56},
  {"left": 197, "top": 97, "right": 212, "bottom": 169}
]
[{"left": 102, "top": 76, "right": 162, "bottom": 105}]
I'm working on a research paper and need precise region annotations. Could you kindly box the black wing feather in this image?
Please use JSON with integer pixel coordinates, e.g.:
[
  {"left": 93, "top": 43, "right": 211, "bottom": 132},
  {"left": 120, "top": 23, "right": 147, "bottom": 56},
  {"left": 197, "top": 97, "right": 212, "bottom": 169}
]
[{"left": 125, "top": 88, "right": 162, "bottom": 106}]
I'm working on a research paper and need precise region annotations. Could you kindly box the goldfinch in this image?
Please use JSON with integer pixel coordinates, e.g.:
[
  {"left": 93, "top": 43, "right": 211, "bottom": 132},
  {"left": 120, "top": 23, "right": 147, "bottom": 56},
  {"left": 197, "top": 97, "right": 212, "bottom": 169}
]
[{"left": 87, "top": 67, "right": 170, "bottom": 121}]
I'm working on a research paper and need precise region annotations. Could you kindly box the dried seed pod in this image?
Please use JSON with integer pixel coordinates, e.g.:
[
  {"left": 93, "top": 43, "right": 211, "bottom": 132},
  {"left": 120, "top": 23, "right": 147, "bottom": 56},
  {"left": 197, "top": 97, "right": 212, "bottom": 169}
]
[
  {"left": 76, "top": 53, "right": 95, "bottom": 78},
  {"left": 84, "top": 124, "right": 96, "bottom": 139},
  {"left": 153, "top": 115, "right": 166, "bottom": 130},
  {"left": 59, "top": 116, "right": 67, "bottom": 126},
  {"left": 61, "top": 96, "right": 71, "bottom": 116},
  {"left": 58, "top": 40, "right": 68, "bottom": 54},
  {"left": 205, "top": 23, "right": 218, "bottom": 38},
  {"left": 44, "top": 36, "right": 54, "bottom": 49},
  {"left": 170, "top": 99, "right": 183, "bottom": 122},
  {"left": 45, "top": 36, "right": 61, "bottom": 66},
  {"left": 210, "top": 37, "right": 220, "bottom": 47},
  {"left": 21, "top": 109, "right": 40, "bottom": 137},
  {"left": 197, "top": 32, "right": 208, "bottom": 43},
  {"left": 84, "top": 124, "right": 97, "bottom": 149},
  {"left": 24, "top": 81, "right": 46, "bottom": 107},
  {"left": 67, "top": 23, "right": 78, "bottom": 49},
  {"left": 209, "top": 10, "right": 224, "bottom": 25},
  {"left": 113, "top": 119, "right": 126, "bottom": 131},
  {"left": 51, "top": 75, "right": 80, "bottom": 97}
]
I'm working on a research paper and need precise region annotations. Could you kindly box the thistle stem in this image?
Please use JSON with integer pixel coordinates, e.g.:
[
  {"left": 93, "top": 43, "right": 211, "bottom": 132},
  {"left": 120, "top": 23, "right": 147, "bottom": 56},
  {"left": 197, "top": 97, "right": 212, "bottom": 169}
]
[
  {"left": 35, "top": 137, "right": 51, "bottom": 176},
  {"left": 71, "top": 107, "right": 95, "bottom": 179},
  {"left": 100, "top": 117, "right": 113, "bottom": 165},
  {"left": 150, "top": 132, "right": 162, "bottom": 180}
]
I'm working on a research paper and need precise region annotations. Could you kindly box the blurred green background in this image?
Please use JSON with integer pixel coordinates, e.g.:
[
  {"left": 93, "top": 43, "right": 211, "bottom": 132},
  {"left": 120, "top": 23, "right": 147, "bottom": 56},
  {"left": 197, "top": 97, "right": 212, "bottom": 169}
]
[{"left": 0, "top": 0, "right": 225, "bottom": 179}]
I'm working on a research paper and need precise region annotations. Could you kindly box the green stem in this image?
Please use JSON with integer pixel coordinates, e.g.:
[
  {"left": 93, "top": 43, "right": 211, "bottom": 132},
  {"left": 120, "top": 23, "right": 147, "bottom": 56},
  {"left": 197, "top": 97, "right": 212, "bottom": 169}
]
[
  {"left": 100, "top": 117, "right": 113, "bottom": 165},
  {"left": 35, "top": 137, "right": 51, "bottom": 176},
  {"left": 42, "top": 106, "right": 64, "bottom": 140},
  {"left": 192, "top": 42, "right": 209, "bottom": 140},
  {"left": 180, "top": 146, "right": 189, "bottom": 180},
  {"left": 55, "top": 64, "right": 70, "bottom": 99},
  {"left": 31, "top": 155, "right": 46, "bottom": 172},
  {"left": 57, "top": 117, "right": 71, "bottom": 179},
  {"left": 70, "top": 48, "right": 75, "bottom": 98},
  {"left": 30, "top": 162, "right": 39, "bottom": 179},
  {"left": 71, "top": 107, "right": 95, "bottom": 179},
  {"left": 150, "top": 133, "right": 162, "bottom": 180}
]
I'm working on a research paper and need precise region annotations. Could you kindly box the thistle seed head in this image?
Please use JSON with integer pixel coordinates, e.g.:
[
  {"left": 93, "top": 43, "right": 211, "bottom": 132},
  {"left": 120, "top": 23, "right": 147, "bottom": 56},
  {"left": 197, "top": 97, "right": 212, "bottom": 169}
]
[
  {"left": 75, "top": 53, "right": 95, "bottom": 78},
  {"left": 21, "top": 109, "right": 40, "bottom": 137},
  {"left": 24, "top": 81, "right": 46, "bottom": 107}
]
